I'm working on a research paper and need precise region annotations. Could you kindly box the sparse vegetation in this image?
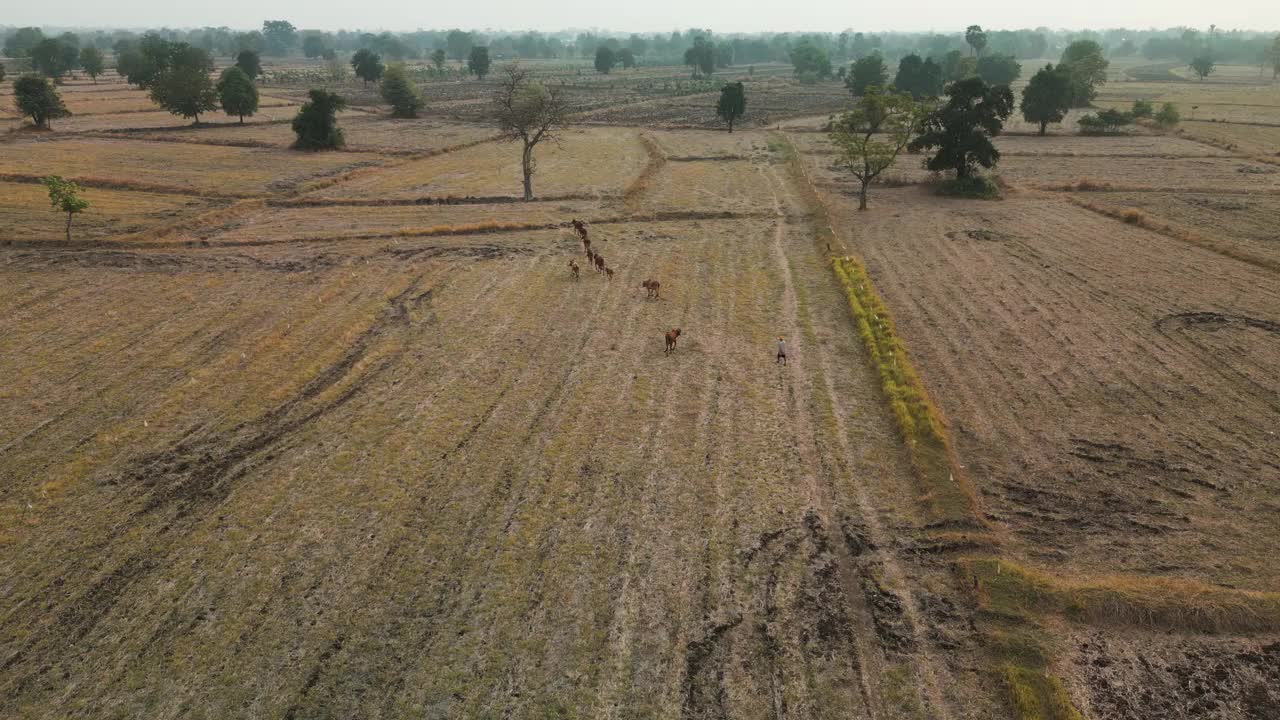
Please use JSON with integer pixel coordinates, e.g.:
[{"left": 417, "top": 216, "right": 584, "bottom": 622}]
[
  {"left": 41, "top": 175, "right": 89, "bottom": 241},
  {"left": 1154, "top": 102, "right": 1181, "bottom": 128},
  {"left": 1078, "top": 108, "right": 1135, "bottom": 135}
]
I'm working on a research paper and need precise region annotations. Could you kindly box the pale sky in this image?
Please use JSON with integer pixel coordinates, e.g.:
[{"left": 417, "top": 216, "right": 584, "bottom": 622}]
[{"left": 5, "top": 0, "right": 1277, "bottom": 34}]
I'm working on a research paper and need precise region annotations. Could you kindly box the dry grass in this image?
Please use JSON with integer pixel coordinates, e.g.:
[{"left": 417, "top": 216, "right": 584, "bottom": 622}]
[{"left": 0, "top": 181, "right": 224, "bottom": 243}]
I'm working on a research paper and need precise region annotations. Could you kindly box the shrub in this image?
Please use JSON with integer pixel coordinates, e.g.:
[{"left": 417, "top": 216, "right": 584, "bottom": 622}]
[
  {"left": 1154, "top": 102, "right": 1181, "bottom": 129},
  {"left": 292, "top": 89, "right": 346, "bottom": 150},
  {"left": 1120, "top": 208, "right": 1146, "bottom": 224},
  {"left": 1131, "top": 100, "right": 1154, "bottom": 119},
  {"left": 379, "top": 64, "right": 423, "bottom": 118},
  {"left": 934, "top": 175, "right": 1000, "bottom": 199},
  {"left": 1078, "top": 108, "right": 1134, "bottom": 135}
]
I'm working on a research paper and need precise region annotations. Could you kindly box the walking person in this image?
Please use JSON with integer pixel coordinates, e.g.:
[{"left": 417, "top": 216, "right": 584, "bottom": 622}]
[{"left": 776, "top": 336, "right": 788, "bottom": 366}]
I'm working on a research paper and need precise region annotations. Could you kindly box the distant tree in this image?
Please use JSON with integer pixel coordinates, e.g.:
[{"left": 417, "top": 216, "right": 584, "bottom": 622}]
[
  {"left": 301, "top": 33, "right": 328, "bottom": 59},
  {"left": 235, "top": 31, "right": 265, "bottom": 54},
  {"left": 1154, "top": 102, "right": 1181, "bottom": 128},
  {"left": 789, "top": 41, "right": 832, "bottom": 79},
  {"left": 236, "top": 50, "right": 263, "bottom": 80},
  {"left": 1060, "top": 40, "right": 1109, "bottom": 106},
  {"left": 894, "top": 54, "right": 944, "bottom": 99},
  {"left": 79, "top": 46, "right": 105, "bottom": 83},
  {"left": 0, "top": 65, "right": 5, "bottom": 84},
  {"left": 1190, "top": 55, "right": 1215, "bottom": 81},
  {"left": 846, "top": 54, "right": 888, "bottom": 96},
  {"left": 149, "top": 45, "right": 218, "bottom": 124},
  {"left": 380, "top": 64, "right": 423, "bottom": 118},
  {"left": 491, "top": 62, "right": 572, "bottom": 200},
  {"left": 14, "top": 75, "right": 70, "bottom": 128},
  {"left": 1019, "top": 63, "right": 1072, "bottom": 135},
  {"left": 716, "top": 42, "right": 734, "bottom": 68},
  {"left": 965, "top": 25, "right": 988, "bottom": 57},
  {"left": 1131, "top": 100, "right": 1154, "bottom": 119},
  {"left": 617, "top": 48, "right": 636, "bottom": 69},
  {"left": 351, "top": 49, "right": 385, "bottom": 85},
  {"left": 446, "top": 30, "right": 474, "bottom": 61},
  {"left": 909, "top": 77, "right": 1014, "bottom": 180},
  {"left": 976, "top": 54, "right": 1021, "bottom": 85},
  {"left": 3, "top": 27, "right": 45, "bottom": 58},
  {"left": 57, "top": 33, "right": 81, "bottom": 76},
  {"left": 1270, "top": 36, "right": 1280, "bottom": 79},
  {"left": 41, "top": 175, "right": 89, "bottom": 241},
  {"left": 594, "top": 46, "right": 617, "bottom": 74},
  {"left": 31, "top": 38, "right": 73, "bottom": 80},
  {"left": 430, "top": 48, "right": 447, "bottom": 73},
  {"left": 830, "top": 87, "right": 925, "bottom": 209},
  {"left": 684, "top": 36, "right": 715, "bottom": 77},
  {"left": 292, "top": 89, "right": 347, "bottom": 150},
  {"left": 940, "top": 49, "right": 976, "bottom": 81},
  {"left": 217, "top": 66, "right": 259, "bottom": 123},
  {"left": 1078, "top": 108, "right": 1134, "bottom": 135},
  {"left": 262, "top": 20, "right": 298, "bottom": 57},
  {"left": 468, "top": 46, "right": 491, "bottom": 79},
  {"left": 117, "top": 34, "right": 179, "bottom": 89},
  {"left": 716, "top": 81, "right": 746, "bottom": 132}
]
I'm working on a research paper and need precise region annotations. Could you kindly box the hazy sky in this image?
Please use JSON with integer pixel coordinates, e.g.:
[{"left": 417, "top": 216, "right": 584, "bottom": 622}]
[{"left": 7, "top": 0, "right": 1277, "bottom": 34}]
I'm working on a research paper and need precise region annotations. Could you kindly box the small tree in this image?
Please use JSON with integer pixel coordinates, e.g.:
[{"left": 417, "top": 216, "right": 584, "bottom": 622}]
[
  {"left": 1020, "top": 63, "right": 1072, "bottom": 135},
  {"left": 684, "top": 36, "right": 715, "bottom": 77},
  {"left": 830, "top": 87, "right": 925, "bottom": 209},
  {"left": 351, "top": 49, "right": 385, "bottom": 86},
  {"left": 1078, "top": 108, "right": 1134, "bottom": 135},
  {"left": 846, "top": 54, "right": 888, "bottom": 96},
  {"left": 1154, "top": 102, "right": 1181, "bottom": 128},
  {"left": 31, "top": 38, "right": 73, "bottom": 81},
  {"left": 42, "top": 175, "right": 89, "bottom": 241},
  {"left": 217, "top": 66, "right": 259, "bottom": 123},
  {"left": 893, "top": 54, "right": 943, "bottom": 99},
  {"left": 1190, "top": 56, "right": 1215, "bottom": 81},
  {"left": 1060, "top": 40, "right": 1109, "bottom": 107},
  {"left": 976, "top": 54, "right": 1020, "bottom": 86},
  {"left": 302, "top": 34, "right": 328, "bottom": 59},
  {"left": 14, "top": 75, "right": 70, "bottom": 129},
  {"left": 594, "top": 46, "right": 616, "bottom": 74},
  {"left": 909, "top": 77, "right": 1013, "bottom": 180},
  {"left": 79, "top": 47, "right": 105, "bottom": 83},
  {"left": 789, "top": 41, "right": 832, "bottom": 79},
  {"left": 380, "top": 64, "right": 423, "bottom": 118},
  {"left": 1131, "top": 100, "right": 1154, "bottom": 119},
  {"left": 716, "top": 81, "right": 746, "bottom": 132},
  {"left": 292, "top": 89, "right": 347, "bottom": 150},
  {"left": 965, "top": 25, "right": 988, "bottom": 57},
  {"left": 236, "top": 50, "right": 263, "bottom": 80},
  {"left": 149, "top": 46, "right": 217, "bottom": 124},
  {"left": 468, "top": 46, "right": 491, "bottom": 79},
  {"left": 492, "top": 63, "right": 572, "bottom": 200},
  {"left": 617, "top": 48, "right": 636, "bottom": 69},
  {"left": 430, "top": 48, "right": 447, "bottom": 74}
]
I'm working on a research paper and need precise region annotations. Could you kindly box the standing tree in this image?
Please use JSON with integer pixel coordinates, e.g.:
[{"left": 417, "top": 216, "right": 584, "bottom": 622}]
[
  {"left": 909, "top": 77, "right": 1014, "bottom": 180},
  {"left": 965, "top": 25, "right": 988, "bottom": 57},
  {"left": 262, "top": 20, "right": 298, "bottom": 57},
  {"left": 446, "top": 30, "right": 474, "bottom": 61},
  {"left": 716, "top": 81, "right": 746, "bottom": 132},
  {"left": 351, "top": 49, "right": 385, "bottom": 85},
  {"left": 1190, "top": 55, "right": 1215, "bottom": 81},
  {"left": 976, "top": 54, "right": 1021, "bottom": 86},
  {"left": 0, "top": 65, "right": 6, "bottom": 84},
  {"left": 79, "top": 47, "right": 105, "bottom": 83},
  {"left": 830, "top": 88, "right": 925, "bottom": 209},
  {"left": 14, "top": 75, "right": 71, "bottom": 128},
  {"left": 846, "top": 54, "right": 888, "bottom": 96},
  {"left": 41, "top": 176, "right": 89, "bottom": 241},
  {"left": 302, "top": 34, "right": 329, "bottom": 59},
  {"left": 4, "top": 27, "right": 45, "bottom": 58},
  {"left": 1060, "top": 40, "right": 1109, "bottom": 106},
  {"left": 430, "top": 48, "right": 447, "bottom": 74},
  {"left": 594, "top": 47, "right": 617, "bottom": 74},
  {"left": 684, "top": 36, "right": 715, "bottom": 77},
  {"left": 292, "top": 89, "right": 347, "bottom": 150},
  {"left": 380, "top": 64, "right": 423, "bottom": 118},
  {"left": 1154, "top": 102, "right": 1181, "bottom": 128},
  {"left": 789, "top": 41, "right": 832, "bottom": 79},
  {"left": 217, "top": 66, "right": 259, "bottom": 123},
  {"left": 148, "top": 44, "right": 217, "bottom": 124},
  {"left": 468, "top": 46, "right": 492, "bottom": 79},
  {"left": 1020, "top": 63, "right": 1073, "bottom": 135},
  {"left": 617, "top": 48, "right": 637, "bottom": 69},
  {"left": 1269, "top": 36, "right": 1280, "bottom": 79},
  {"left": 492, "top": 63, "right": 572, "bottom": 200},
  {"left": 236, "top": 50, "right": 263, "bottom": 80},
  {"left": 31, "top": 38, "right": 73, "bottom": 81},
  {"left": 893, "top": 54, "right": 944, "bottom": 99}
]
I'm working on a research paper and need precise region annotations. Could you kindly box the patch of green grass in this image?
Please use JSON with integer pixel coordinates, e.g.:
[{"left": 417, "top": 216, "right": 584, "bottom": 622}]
[
  {"left": 933, "top": 176, "right": 1001, "bottom": 200},
  {"left": 1001, "top": 665, "right": 1084, "bottom": 720}
]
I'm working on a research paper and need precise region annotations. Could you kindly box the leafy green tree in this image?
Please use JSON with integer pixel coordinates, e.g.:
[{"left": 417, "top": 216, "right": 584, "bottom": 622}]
[
  {"left": 79, "top": 46, "right": 105, "bottom": 83},
  {"left": 789, "top": 41, "right": 832, "bottom": 79},
  {"left": 41, "top": 175, "right": 89, "bottom": 241},
  {"left": 149, "top": 44, "right": 217, "bottom": 123},
  {"left": 262, "top": 20, "right": 298, "bottom": 57},
  {"left": 302, "top": 33, "right": 329, "bottom": 59},
  {"left": 1060, "top": 40, "right": 1109, "bottom": 106},
  {"left": 57, "top": 33, "right": 81, "bottom": 75},
  {"left": 1019, "top": 63, "right": 1072, "bottom": 135},
  {"left": 684, "top": 36, "right": 715, "bottom": 77},
  {"left": 1131, "top": 100, "right": 1154, "bottom": 119},
  {"left": 965, "top": 25, "right": 988, "bottom": 57},
  {"left": 236, "top": 50, "right": 263, "bottom": 80},
  {"left": 594, "top": 46, "right": 616, "bottom": 74},
  {"left": 909, "top": 77, "right": 1014, "bottom": 180},
  {"left": 1154, "top": 102, "right": 1181, "bottom": 128},
  {"left": 117, "top": 34, "right": 177, "bottom": 89},
  {"left": 716, "top": 81, "right": 746, "bottom": 132},
  {"left": 14, "top": 75, "right": 70, "bottom": 128},
  {"left": 492, "top": 63, "right": 572, "bottom": 200},
  {"left": 3, "top": 27, "right": 45, "bottom": 58},
  {"left": 380, "top": 63, "right": 423, "bottom": 118},
  {"left": 976, "top": 54, "right": 1020, "bottom": 85},
  {"left": 292, "top": 89, "right": 347, "bottom": 150},
  {"left": 1190, "top": 55, "right": 1215, "bottom": 80},
  {"left": 1078, "top": 108, "right": 1134, "bottom": 135},
  {"left": 430, "top": 48, "right": 447, "bottom": 73},
  {"left": 446, "top": 30, "right": 474, "bottom": 61},
  {"left": 893, "top": 54, "right": 944, "bottom": 99},
  {"left": 351, "top": 49, "right": 385, "bottom": 85},
  {"left": 940, "top": 49, "right": 976, "bottom": 81},
  {"left": 31, "top": 38, "right": 73, "bottom": 80},
  {"left": 617, "top": 48, "right": 636, "bottom": 69},
  {"left": 468, "top": 46, "right": 491, "bottom": 79},
  {"left": 217, "top": 66, "right": 259, "bottom": 123},
  {"left": 846, "top": 54, "right": 888, "bottom": 96},
  {"left": 830, "top": 87, "right": 925, "bottom": 209}
]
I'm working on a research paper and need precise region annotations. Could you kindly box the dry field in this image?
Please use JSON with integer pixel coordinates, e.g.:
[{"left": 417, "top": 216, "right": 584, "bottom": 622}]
[{"left": 2, "top": 64, "right": 1278, "bottom": 720}]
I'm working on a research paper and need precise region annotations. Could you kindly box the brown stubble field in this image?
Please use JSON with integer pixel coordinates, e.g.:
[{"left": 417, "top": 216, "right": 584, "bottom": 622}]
[{"left": 3, "top": 58, "right": 1279, "bottom": 719}]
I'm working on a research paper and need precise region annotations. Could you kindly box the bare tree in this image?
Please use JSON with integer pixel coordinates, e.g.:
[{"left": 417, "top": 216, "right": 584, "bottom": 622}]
[{"left": 492, "top": 63, "right": 573, "bottom": 201}]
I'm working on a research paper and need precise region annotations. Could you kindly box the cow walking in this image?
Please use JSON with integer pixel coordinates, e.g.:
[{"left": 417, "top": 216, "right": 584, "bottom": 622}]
[
  {"left": 640, "top": 279, "right": 661, "bottom": 299},
  {"left": 665, "top": 328, "right": 682, "bottom": 355},
  {"left": 569, "top": 260, "right": 580, "bottom": 280}
]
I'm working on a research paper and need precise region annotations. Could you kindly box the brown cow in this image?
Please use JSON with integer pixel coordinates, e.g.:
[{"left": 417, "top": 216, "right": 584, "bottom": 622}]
[
  {"left": 594, "top": 254, "right": 605, "bottom": 273},
  {"left": 569, "top": 259, "right": 580, "bottom": 280},
  {"left": 640, "top": 279, "right": 660, "bottom": 299},
  {"left": 664, "top": 328, "right": 681, "bottom": 355},
  {"left": 604, "top": 267, "right": 614, "bottom": 281}
]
